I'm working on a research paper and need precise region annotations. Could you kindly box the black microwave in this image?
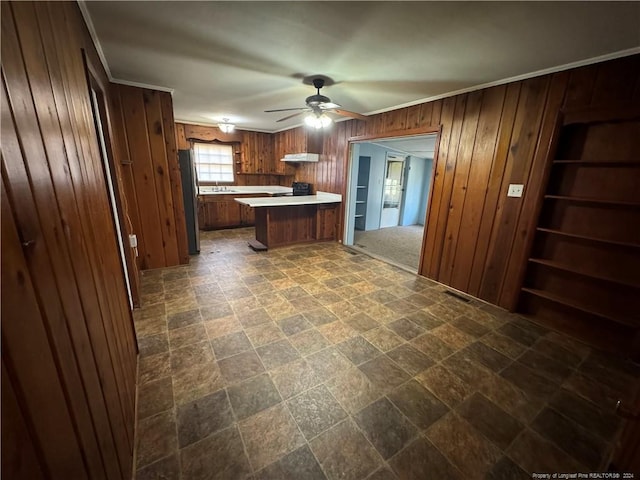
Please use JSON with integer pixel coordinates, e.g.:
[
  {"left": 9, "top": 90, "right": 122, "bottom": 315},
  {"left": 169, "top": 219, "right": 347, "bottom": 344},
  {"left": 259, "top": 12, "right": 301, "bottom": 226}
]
[{"left": 292, "top": 182, "right": 312, "bottom": 196}]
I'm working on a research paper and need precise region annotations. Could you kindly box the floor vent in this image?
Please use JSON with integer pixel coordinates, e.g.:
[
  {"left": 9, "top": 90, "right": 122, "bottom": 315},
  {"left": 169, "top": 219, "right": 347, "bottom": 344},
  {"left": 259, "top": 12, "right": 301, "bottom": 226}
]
[{"left": 444, "top": 290, "right": 471, "bottom": 303}]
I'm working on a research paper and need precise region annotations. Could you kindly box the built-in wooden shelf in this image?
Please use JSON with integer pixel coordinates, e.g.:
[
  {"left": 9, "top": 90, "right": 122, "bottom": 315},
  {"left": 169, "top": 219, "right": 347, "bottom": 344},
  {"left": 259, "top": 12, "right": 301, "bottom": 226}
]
[
  {"left": 521, "top": 288, "right": 636, "bottom": 327},
  {"left": 544, "top": 195, "right": 640, "bottom": 208},
  {"left": 536, "top": 227, "right": 640, "bottom": 249},
  {"left": 528, "top": 257, "right": 640, "bottom": 289}
]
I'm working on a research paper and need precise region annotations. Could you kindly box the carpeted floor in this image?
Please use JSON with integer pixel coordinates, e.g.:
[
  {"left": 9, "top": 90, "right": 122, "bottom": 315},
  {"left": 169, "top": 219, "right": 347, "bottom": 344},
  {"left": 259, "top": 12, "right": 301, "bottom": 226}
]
[{"left": 354, "top": 225, "right": 424, "bottom": 271}]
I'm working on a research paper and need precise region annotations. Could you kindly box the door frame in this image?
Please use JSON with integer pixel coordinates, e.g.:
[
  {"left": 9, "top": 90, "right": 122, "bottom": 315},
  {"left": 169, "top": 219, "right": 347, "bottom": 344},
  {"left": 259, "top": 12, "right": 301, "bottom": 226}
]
[
  {"left": 379, "top": 153, "right": 406, "bottom": 229},
  {"left": 342, "top": 126, "right": 441, "bottom": 276}
]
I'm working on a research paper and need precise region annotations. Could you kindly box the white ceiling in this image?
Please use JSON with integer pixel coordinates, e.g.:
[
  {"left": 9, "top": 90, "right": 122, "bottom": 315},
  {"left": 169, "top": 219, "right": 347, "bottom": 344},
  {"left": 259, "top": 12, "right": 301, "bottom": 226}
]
[{"left": 83, "top": 1, "right": 640, "bottom": 133}]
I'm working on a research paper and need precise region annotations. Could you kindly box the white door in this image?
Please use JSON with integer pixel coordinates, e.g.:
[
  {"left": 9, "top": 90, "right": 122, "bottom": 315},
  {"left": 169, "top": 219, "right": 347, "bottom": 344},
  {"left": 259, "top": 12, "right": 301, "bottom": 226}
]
[{"left": 380, "top": 155, "right": 405, "bottom": 228}]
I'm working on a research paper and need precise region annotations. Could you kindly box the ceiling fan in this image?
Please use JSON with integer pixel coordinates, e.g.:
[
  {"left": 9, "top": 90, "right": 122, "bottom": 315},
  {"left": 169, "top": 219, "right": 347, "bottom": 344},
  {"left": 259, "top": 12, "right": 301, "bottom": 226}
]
[{"left": 265, "top": 77, "right": 368, "bottom": 124}]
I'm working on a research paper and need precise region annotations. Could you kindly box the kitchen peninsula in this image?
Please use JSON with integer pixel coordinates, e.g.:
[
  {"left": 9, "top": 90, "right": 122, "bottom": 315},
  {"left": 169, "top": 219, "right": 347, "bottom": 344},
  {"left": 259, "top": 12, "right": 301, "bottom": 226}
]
[{"left": 235, "top": 192, "right": 341, "bottom": 249}]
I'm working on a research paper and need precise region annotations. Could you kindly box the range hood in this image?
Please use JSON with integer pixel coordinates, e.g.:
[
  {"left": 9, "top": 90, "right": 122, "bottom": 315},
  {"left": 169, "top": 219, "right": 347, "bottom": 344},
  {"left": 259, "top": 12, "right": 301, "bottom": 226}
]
[{"left": 280, "top": 153, "right": 319, "bottom": 162}]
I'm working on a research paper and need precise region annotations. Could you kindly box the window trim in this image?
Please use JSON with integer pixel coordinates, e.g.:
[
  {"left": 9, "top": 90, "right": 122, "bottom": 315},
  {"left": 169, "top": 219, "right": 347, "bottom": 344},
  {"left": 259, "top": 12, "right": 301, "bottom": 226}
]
[{"left": 192, "top": 141, "right": 236, "bottom": 185}]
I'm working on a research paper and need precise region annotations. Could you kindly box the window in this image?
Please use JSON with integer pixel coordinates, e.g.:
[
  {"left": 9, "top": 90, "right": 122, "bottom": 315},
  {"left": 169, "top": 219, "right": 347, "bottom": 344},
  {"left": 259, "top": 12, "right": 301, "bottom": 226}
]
[{"left": 193, "top": 142, "right": 234, "bottom": 183}]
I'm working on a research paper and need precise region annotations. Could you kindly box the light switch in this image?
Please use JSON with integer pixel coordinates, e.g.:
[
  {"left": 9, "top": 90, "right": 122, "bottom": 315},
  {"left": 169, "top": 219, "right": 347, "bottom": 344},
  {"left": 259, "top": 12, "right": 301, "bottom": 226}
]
[{"left": 507, "top": 184, "right": 524, "bottom": 197}]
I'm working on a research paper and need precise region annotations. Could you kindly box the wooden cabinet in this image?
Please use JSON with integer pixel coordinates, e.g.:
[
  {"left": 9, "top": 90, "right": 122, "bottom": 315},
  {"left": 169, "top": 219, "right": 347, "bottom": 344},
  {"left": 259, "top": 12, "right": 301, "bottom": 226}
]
[
  {"left": 316, "top": 204, "right": 338, "bottom": 240},
  {"left": 198, "top": 194, "right": 266, "bottom": 230},
  {"left": 518, "top": 106, "right": 640, "bottom": 358}
]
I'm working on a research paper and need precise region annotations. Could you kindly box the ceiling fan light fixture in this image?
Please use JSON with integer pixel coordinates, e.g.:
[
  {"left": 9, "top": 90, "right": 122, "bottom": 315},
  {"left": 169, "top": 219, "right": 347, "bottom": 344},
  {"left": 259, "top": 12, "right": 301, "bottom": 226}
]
[
  {"left": 218, "top": 118, "right": 235, "bottom": 133},
  {"left": 304, "top": 113, "right": 332, "bottom": 129}
]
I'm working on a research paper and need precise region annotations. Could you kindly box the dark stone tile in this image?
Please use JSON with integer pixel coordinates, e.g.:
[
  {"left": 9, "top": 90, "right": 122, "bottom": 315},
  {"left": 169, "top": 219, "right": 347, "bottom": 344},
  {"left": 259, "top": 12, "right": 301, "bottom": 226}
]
[
  {"left": 227, "top": 373, "right": 282, "bottom": 420},
  {"left": 170, "top": 341, "right": 215, "bottom": 374},
  {"left": 167, "top": 309, "right": 202, "bottom": 330},
  {"left": 480, "top": 331, "right": 528, "bottom": 359},
  {"left": 180, "top": 425, "right": 252, "bottom": 480},
  {"left": 136, "top": 411, "right": 177, "bottom": 468},
  {"left": 497, "top": 323, "right": 539, "bottom": 347},
  {"left": 344, "top": 312, "right": 379, "bottom": 332},
  {"left": 290, "top": 329, "right": 331, "bottom": 356},
  {"left": 354, "top": 397, "right": 418, "bottom": 459},
  {"left": 245, "top": 322, "right": 285, "bottom": 347},
  {"left": 282, "top": 286, "right": 309, "bottom": 300},
  {"left": 168, "top": 323, "right": 207, "bottom": 350},
  {"left": 415, "top": 365, "right": 473, "bottom": 408},
  {"left": 307, "top": 347, "right": 352, "bottom": 382},
  {"left": 441, "top": 354, "right": 494, "bottom": 391},
  {"left": 172, "top": 363, "right": 226, "bottom": 406},
  {"left": 359, "top": 356, "right": 411, "bottom": 392},
  {"left": 405, "top": 310, "right": 443, "bottom": 330},
  {"left": 485, "top": 456, "right": 529, "bottom": 480},
  {"left": 290, "top": 295, "right": 322, "bottom": 311},
  {"left": 309, "top": 419, "right": 381, "bottom": 480},
  {"left": 139, "top": 352, "right": 171, "bottom": 385},
  {"left": 256, "top": 339, "right": 301, "bottom": 370},
  {"left": 238, "top": 307, "right": 272, "bottom": 328},
  {"left": 210, "top": 331, "right": 253, "bottom": 359},
  {"left": 531, "top": 407, "right": 608, "bottom": 469},
  {"left": 580, "top": 352, "right": 639, "bottom": 392},
  {"left": 337, "top": 336, "right": 382, "bottom": 365},
  {"left": 139, "top": 333, "right": 170, "bottom": 357},
  {"left": 550, "top": 389, "right": 621, "bottom": 441},
  {"left": 177, "top": 390, "right": 234, "bottom": 448},
  {"left": 362, "top": 327, "right": 404, "bottom": 352},
  {"left": 287, "top": 385, "right": 348, "bottom": 440},
  {"left": 456, "top": 393, "right": 523, "bottom": 449},
  {"left": 367, "top": 289, "right": 398, "bottom": 304},
  {"left": 136, "top": 454, "right": 179, "bottom": 480},
  {"left": 255, "top": 445, "right": 326, "bottom": 480},
  {"left": 405, "top": 293, "right": 436, "bottom": 308},
  {"left": 532, "top": 338, "right": 582, "bottom": 367},
  {"left": 500, "top": 362, "right": 559, "bottom": 400},
  {"left": 477, "top": 371, "right": 544, "bottom": 424},
  {"left": 387, "top": 318, "right": 425, "bottom": 340},
  {"left": 138, "top": 377, "right": 174, "bottom": 420},
  {"left": 325, "top": 367, "right": 382, "bottom": 415},
  {"left": 426, "top": 412, "right": 502, "bottom": 478},
  {"left": 367, "top": 467, "right": 398, "bottom": 480},
  {"left": 271, "top": 358, "right": 322, "bottom": 399},
  {"left": 239, "top": 403, "right": 306, "bottom": 471},
  {"left": 386, "top": 299, "right": 418, "bottom": 315},
  {"left": 507, "top": 429, "right": 585, "bottom": 474},
  {"left": 386, "top": 344, "right": 434, "bottom": 375},
  {"left": 388, "top": 437, "right": 462, "bottom": 480},
  {"left": 430, "top": 323, "right": 475, "bottom": 350},
  {"left": 411, "top": 333, "right": 455, "bottom": 362},
  {"left": 304, "top": 307, "right": 339, "bottom": 326},
  {"left": 200, "top": 303, "right": 234, "bottom": 322},
  {"left": 218, "top": 350, "right": 265, "bottom": 383},
  {"left": 450, "top": 315, "right": 490, "bottom": 338},
  {"left": 454, "top": 342, "right": 511, "bottom": 373},
  {"left": 517, "top": 349, "right": 572, "bottom": 383},
  {"left": 512, "top": 317, "right": 549, "bottom": 337},
  {"left": 388, "top": 380, "right": 449, "bottom": 430},
  {"left": 278, "top": 314, "right": 312, "bottom": 336}
]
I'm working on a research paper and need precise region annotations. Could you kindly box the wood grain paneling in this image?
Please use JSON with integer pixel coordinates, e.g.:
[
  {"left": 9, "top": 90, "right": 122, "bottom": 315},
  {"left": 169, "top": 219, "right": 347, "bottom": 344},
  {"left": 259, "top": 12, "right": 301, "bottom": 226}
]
[
  {"left": 277, "top": 54, "right": 640, "bottom": 331},
  {"left": 175, "top": 122, "right": 295, "bottom": 183},
  {"left": 114, "top": 85, "right": 188, "bottom": 269},
  {"left": 1, "top": 2, "right": 136, "bottom": 478}
]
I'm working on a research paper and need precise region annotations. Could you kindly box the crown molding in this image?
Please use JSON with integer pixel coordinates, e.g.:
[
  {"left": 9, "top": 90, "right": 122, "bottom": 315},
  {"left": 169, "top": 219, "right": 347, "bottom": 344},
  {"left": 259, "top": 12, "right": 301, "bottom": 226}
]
[
  {"left": 77, "top": 0, "right": 112, "bottom": 79},
  {"left": 111, "top": 78, "right": 175, "bottom": 94},
  {"left": 364, "top": 47, "right": 640, "bottom": 117}
]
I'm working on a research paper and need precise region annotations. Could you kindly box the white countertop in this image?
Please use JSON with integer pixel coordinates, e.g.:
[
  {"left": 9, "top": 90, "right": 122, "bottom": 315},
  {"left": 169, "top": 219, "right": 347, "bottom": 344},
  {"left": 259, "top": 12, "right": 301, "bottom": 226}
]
[
  {"left": 199, "top": 185, "right": 293, "bottom": 195},
  {"left": 234, "top": 191, "right": 342, "bottom": 207}
]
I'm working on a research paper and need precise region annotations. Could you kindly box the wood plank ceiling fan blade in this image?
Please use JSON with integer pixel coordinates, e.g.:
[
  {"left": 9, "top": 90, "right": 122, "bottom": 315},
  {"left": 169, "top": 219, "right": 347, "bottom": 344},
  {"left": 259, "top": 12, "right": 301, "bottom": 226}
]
[
  {"left": 265, "top": 107, "right": 307, "bottom": 112},
  {"left": 276, "top": 111, "right": 305, "bottom": 122},
  {"left": 333, "top": 109, "right": 369, "bottom": 121}
]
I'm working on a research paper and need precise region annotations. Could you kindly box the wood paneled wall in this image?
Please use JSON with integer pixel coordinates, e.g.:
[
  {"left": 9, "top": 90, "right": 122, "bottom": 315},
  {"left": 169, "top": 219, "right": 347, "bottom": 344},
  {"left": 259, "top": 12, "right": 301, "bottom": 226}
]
[
  {"left": 1, "top": 2, "right": 136, "bottom": 479},
  {"left": 112, "top": 85, "right": 189, "bottom": 269},
  {"left": 175, "top": 122, "right": 295, "bottom": 185},
  {"left": 277, "top": 54, "right": 640, "bottom": 313}
]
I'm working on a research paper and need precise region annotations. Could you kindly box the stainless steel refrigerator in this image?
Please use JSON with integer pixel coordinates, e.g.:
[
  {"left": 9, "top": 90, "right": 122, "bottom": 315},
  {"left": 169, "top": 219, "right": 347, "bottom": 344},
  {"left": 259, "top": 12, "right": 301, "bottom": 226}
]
[{"left": 178, "top": 149, "right": 200, "bottom": 254}]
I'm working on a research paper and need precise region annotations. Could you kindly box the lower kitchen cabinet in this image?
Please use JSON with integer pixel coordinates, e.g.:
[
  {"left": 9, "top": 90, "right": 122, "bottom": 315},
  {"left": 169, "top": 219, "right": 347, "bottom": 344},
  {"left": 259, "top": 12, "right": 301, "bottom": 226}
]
[{"left": 198, "top": 194, "right": 262, "bottom": 230}]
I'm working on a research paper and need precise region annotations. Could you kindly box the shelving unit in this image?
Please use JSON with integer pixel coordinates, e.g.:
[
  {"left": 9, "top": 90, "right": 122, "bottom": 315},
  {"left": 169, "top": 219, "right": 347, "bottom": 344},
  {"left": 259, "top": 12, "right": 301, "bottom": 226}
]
[
  {"left": 518, "top": 107, "right": 640, "bottom": 356},
  {"left": 355, "top": 157, "right": 371, "bottom": 231}
]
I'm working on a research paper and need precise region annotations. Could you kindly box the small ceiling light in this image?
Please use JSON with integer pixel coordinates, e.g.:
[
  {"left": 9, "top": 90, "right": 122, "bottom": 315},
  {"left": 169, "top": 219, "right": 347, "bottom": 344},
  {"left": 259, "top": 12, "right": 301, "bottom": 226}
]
[
  {"left": 304, "top": 112, "right": 332, "bottom": 129},
  {"left": 218, "top": 118, "right": 235, "bottom": 133}
]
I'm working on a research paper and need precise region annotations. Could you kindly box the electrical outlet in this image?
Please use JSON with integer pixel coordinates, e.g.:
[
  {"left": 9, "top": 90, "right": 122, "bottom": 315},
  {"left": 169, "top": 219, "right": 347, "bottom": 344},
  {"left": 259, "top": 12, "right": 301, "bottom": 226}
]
[{"left": 508, "top": 184, "right": 524, "bottom": 197}]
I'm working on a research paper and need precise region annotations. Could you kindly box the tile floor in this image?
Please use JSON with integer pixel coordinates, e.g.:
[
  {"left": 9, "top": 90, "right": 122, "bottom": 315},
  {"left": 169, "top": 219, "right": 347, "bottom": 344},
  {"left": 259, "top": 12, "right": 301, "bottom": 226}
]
[{"left": 133, "top": 228, "right": 638, "bottom": 480}]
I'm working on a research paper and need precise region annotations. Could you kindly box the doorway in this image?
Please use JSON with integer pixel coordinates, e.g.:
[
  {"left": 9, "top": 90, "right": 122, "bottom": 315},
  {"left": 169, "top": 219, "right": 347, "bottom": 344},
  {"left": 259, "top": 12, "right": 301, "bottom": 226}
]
[{"left": 344, "top": 133, "right": 438, "bottom": 272}]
